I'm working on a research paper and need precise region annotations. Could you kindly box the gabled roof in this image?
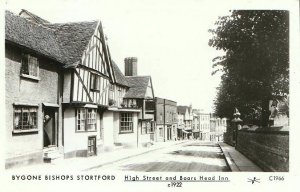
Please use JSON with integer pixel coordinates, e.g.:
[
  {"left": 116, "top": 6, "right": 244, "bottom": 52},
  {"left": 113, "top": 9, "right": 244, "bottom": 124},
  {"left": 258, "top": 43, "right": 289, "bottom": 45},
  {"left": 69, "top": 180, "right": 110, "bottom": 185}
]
[
  {"left": 124, "top": 76, "right": 152, "bottom": 99},
  {"left": 177, "top": 105, "right": 192, "bottom": 115},
  {"left": 6, "top": 10, "right": 98, "bottom": 66},
  {"left": 177, "top": 106, "right": 188, "bottom": 114},
  {"left": 111, "top": 61, "right": 130, "bottom": 87},
  {"left": 19, "top": 9, "right": 50, "bottom": 24},
  {"left": 45, "top": 21, "right": 98, "bottom": 65},
  {"left": 5, "top": 11, "right": 63, "bottom": 63}
]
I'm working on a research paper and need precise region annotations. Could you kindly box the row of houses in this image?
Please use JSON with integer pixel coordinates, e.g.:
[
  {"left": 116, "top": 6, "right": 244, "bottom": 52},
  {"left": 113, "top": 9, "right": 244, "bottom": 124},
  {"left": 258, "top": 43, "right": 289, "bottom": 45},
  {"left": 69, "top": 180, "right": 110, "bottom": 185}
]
[
  {"left": 5, "top": 10, "right": 226, "bottom": 169},
  {"left": 5, "top": 10, "right": 157, "bottom": 168},
  {"left": 176, "top": 106, "right": 227, "bottom": 141}
]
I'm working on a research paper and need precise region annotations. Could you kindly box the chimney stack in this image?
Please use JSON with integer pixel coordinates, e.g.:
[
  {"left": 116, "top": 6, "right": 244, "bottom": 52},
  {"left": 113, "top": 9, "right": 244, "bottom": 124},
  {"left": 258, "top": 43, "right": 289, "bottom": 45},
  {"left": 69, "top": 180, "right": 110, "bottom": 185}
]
[{"left": 124, "top": 57, "right": 138, "bottom": 76}]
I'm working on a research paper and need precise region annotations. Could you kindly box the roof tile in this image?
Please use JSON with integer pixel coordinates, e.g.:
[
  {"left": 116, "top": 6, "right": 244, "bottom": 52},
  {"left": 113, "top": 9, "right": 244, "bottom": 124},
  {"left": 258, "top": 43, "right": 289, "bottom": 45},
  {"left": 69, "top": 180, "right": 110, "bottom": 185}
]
[{"left": 124, "top": 76, "right": 151, "bottom": 99}]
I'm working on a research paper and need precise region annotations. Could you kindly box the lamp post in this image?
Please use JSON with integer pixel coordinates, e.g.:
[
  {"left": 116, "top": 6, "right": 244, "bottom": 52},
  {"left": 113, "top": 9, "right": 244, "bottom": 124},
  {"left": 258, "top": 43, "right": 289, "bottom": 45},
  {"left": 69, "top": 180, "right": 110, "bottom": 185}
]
[{"left": 232, "top": 108, "right": 243, "bottom": 147}]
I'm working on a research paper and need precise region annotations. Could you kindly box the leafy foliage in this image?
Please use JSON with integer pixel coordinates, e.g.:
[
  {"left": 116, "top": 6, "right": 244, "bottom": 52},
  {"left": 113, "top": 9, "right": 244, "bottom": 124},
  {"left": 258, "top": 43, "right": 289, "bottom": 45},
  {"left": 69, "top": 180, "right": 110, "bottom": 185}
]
[{"left": 209, "top": 10, "right": 289, "bottom": 125}]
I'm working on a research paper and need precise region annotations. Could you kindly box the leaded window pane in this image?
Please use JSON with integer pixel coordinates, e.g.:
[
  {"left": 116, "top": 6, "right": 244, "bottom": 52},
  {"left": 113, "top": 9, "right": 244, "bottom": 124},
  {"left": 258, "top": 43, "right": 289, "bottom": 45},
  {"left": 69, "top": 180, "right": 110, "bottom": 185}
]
[{"left": 14, "top": 106, "right": 38, "bottom": 130}]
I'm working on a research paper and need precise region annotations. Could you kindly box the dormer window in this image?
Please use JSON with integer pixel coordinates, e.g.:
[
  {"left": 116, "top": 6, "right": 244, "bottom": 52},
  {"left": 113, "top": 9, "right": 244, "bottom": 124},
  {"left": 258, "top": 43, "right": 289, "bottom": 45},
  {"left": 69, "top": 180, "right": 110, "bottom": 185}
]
[{"left": 21, "top": 53, "right": 39, "bottom": 80}]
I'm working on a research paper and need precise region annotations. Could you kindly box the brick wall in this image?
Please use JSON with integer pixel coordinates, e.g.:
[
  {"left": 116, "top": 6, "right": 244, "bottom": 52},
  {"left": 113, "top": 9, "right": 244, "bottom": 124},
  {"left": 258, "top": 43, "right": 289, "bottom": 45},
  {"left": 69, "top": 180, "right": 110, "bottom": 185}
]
[{"left": 236, "top": 128, "right": 289, "bottom": 172}]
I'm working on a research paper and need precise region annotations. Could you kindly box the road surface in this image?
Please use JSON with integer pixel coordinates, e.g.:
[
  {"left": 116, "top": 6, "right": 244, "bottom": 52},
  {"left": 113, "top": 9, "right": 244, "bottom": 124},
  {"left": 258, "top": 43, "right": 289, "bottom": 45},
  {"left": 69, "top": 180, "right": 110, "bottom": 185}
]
[{"left": 93, "top": 141, "right": 230, "bottom": 172}]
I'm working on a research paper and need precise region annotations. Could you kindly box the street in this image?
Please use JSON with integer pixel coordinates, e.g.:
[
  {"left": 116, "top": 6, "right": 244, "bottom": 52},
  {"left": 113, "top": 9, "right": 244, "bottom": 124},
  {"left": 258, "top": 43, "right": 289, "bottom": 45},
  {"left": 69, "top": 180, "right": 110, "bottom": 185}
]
[{"left": 92, "top": 141, "right": 230, "bottom": 172}]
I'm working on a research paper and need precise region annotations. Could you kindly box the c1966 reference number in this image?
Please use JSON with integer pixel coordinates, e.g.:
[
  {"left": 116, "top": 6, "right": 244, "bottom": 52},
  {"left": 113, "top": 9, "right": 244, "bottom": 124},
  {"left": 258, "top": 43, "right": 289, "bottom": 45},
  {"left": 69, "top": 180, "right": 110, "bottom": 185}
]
[{"left": 269, "top": 176, "right": 284, "bottom": 181}]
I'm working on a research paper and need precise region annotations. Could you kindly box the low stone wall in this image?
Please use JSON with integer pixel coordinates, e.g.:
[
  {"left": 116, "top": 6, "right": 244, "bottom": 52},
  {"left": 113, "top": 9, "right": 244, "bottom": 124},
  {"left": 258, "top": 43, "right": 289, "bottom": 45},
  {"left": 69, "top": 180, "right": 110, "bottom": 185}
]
[
  {"left": 224, "top": 126, "right": 235, "bottom": 146},
  {"left": 236, "top": 127, "right": 289, "bottom": 172}
]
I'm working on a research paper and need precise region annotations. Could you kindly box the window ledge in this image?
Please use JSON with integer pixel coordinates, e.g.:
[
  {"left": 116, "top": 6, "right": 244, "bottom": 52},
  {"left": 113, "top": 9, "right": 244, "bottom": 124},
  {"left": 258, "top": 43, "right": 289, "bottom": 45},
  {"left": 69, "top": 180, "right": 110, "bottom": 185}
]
[
  {"left": 13, "top": 102, "right": 39, "bottom": 107},
  {"left": 12, "top": 129, "right": 38, "bottom": 134},
  {"left": 20, "top": 74, "right": 40, "bottom": 81},
  {"left": 119, "top": 131, "right": 134, "bottom": 134},
  {"left": 75, "top": 130, "right": 97, "bottom": 133}
]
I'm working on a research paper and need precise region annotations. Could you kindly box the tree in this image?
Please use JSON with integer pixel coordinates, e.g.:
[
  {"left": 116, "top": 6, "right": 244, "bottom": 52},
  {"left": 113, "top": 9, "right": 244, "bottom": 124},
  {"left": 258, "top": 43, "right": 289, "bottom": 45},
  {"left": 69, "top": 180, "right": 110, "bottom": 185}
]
[{"left": 209, "top": 10, "right": 289, "bottom": 126}]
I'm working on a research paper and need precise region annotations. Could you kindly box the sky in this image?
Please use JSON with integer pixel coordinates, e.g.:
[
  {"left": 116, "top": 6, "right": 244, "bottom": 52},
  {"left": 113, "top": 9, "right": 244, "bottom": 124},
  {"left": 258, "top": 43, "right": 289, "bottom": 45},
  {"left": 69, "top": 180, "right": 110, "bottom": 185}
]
[{"left": 4, "top": 0, "right": 298, "bottom": 113}]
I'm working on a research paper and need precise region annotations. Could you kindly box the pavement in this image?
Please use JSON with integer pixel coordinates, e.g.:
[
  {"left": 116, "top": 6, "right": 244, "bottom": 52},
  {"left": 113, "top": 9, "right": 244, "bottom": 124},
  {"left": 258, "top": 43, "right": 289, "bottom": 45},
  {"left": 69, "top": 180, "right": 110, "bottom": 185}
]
[
  {"left": 8, "top": 140, "right": 189, "bottom": 173},
  {"left": 218, "top": 142, "right": 263, "bottom": 172}
]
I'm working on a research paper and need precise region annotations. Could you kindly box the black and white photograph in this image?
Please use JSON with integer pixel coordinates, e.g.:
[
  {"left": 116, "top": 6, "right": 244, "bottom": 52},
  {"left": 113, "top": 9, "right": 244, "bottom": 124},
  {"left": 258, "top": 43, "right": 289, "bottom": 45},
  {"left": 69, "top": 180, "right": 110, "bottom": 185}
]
[{"left": 1, "top": 0, "right": 299, "bottom": 191}]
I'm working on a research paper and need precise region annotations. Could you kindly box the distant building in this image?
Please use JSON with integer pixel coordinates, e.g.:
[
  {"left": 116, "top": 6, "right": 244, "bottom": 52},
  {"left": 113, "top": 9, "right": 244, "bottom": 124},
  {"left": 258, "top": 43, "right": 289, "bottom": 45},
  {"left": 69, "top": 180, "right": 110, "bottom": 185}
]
[
  {"left": 155, "top": 97, "right": 177, "bottom": 142},
  {"left": 199, "top": 113, "right": 211, "bottom": 140},
  {"left": 177, "top": 105, "right": 193, "bottom": 139},
  {"left": 210, "top": 114, "right": 227, "bottom": 141},
  {"left": 192, "top": 109, "right": 201, "bottom": 139}
]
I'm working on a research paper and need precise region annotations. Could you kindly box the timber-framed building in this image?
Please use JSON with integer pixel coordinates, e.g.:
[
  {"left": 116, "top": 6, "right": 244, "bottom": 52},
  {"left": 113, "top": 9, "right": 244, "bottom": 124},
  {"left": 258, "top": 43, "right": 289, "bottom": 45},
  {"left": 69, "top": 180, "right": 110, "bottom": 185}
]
[{"left": 5, "top": 9, "right": 157, "bottom": 168}]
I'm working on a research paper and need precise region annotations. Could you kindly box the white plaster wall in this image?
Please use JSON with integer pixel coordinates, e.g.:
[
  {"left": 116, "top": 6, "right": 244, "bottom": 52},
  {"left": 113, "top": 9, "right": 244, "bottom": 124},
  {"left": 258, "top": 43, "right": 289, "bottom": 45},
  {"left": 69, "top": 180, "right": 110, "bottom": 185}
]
[
  {"left": 113, "top": 112, "right": 138, "bottom": 147},
  {"left": 63, "top": 108, "right": 100, "bottom": 153},
  {"left": 63, "top": 73, "right": 71, "bottom": 103},
  {"left": 102, "top": 111, "right": 114, "bottom": 148}
]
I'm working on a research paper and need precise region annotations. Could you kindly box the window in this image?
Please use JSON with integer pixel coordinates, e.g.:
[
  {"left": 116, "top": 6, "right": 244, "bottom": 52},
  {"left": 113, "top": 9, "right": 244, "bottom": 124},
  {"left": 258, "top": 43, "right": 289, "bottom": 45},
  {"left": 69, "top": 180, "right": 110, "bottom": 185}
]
[
  {"left": 118, "top": 87, "right": 122, "bottom": 106},
  {"left": 86, "top": 109, "right": 96, "bottom": 131},
  {"left": 14, "top": 106, "right": 38, "bottom": 131},
  {"left": 90, "top": 73, "right": 100, "bottom": 91},
  {"left": 21, "top": 54, "right": 39, "bottom": 78},
  {"left": 123, "top": 99, "right": 137, "bottom": 108},
  {"left": 120, "top": 113, "right": 133, "bottom": 133},
  {"left": 76, "top": 108, "right": 97, "bottom": 132},
  {"left": 142, "top": 121, "right": 153, "bottom": 134}
]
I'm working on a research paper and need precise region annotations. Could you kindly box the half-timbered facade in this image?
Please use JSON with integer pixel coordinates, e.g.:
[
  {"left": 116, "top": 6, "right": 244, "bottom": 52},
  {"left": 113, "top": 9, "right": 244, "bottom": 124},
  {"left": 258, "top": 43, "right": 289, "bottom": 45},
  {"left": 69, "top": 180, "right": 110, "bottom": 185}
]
[
  {"left": 5, "top": 9, "right": 118, "bottom": 167},
  {"left": 177, "top": 106, "right": 193, "bottom": 139},
  {"left": 52, "top": 20, "right": 116, "bottom": 157},
  {"left": 5, "top": 9, "right": 158, "bottom": 168}
]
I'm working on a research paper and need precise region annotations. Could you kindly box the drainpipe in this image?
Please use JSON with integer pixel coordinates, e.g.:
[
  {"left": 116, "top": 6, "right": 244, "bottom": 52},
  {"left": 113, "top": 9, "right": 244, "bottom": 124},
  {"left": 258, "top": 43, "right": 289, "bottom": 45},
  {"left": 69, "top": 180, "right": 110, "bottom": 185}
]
[
  {"left": 137, "top": 118, "right": 139, "bottom": 148},
  {"left": 163, "top": 99, "right": 166, "bottom": 142}
]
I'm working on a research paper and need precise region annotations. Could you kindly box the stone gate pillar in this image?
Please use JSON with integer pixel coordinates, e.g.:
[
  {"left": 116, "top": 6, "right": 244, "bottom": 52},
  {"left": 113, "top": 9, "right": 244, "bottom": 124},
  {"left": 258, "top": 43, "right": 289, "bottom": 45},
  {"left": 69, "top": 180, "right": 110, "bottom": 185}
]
[{"left": 232, "top": 108, "right": 243, "bottom": 147}]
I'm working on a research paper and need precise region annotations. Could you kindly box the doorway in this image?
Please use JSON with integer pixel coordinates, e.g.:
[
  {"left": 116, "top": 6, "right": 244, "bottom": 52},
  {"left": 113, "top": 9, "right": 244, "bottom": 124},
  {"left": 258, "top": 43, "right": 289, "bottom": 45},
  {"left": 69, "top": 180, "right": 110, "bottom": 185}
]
[
  {"left": 43, "top": 107, "right": 57, "bottom": 148},
  {"left": 88, "top": 136, "right": 97, "bottom": 156},
  {"left": 167, "top": 126, "right": 172, "bottom": 140}
]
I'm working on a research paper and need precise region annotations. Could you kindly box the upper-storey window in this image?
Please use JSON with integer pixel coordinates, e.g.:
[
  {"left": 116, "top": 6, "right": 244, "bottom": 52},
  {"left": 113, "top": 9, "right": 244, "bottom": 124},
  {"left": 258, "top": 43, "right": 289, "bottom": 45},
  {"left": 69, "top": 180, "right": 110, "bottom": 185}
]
[
  {"left": 21, "top": 53, "right": 39, "bottom": 78},
  {"left": 90, "top": 73, "right": 100, "bottom": 91}
]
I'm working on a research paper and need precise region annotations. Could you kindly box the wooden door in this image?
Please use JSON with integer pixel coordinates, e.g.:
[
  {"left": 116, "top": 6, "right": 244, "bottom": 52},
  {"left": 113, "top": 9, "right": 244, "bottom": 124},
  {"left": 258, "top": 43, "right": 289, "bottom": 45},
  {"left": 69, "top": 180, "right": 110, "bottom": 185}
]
[{"left": 88, "top": 136, "right": 97, "bottom": 156}]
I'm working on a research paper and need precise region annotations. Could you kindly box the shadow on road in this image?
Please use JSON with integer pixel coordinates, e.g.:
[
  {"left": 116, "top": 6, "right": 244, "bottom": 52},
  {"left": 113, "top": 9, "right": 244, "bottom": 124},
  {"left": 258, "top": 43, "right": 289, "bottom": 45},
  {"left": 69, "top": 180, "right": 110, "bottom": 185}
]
[{"left": 169, "top": 150, "right": 224, "bottom": 159}]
